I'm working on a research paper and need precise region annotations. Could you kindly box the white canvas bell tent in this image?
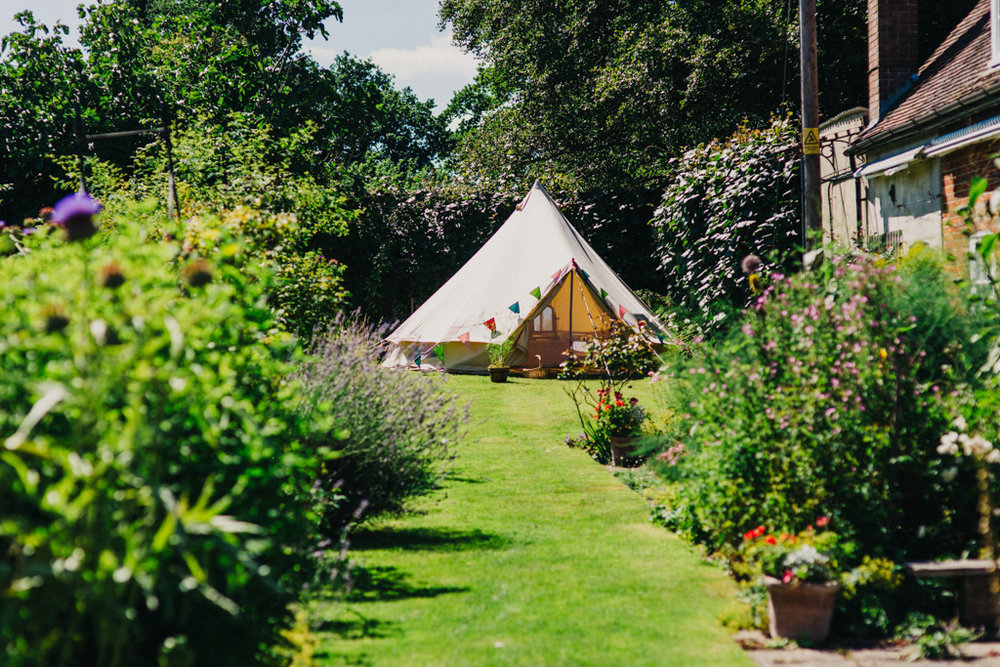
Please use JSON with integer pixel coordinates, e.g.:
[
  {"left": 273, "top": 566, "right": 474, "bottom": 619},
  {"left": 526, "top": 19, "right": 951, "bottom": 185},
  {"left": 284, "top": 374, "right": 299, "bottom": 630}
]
[{"left": 382, "top": 181, "right": 672, "bottom": 372}]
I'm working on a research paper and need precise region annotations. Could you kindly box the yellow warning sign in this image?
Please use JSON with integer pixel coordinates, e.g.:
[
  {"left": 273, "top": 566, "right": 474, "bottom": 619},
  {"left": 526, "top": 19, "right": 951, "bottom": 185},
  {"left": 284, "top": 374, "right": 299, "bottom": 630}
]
[{"left": 803, "top": 127, "right": 820, "bottom": 155}]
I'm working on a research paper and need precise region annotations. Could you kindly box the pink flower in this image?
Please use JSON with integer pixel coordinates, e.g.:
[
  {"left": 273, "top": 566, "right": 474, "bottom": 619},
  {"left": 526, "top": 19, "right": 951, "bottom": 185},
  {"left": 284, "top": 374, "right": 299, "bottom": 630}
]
[{"left": 782, "top": 570, "right": 795, "bottom": 584}]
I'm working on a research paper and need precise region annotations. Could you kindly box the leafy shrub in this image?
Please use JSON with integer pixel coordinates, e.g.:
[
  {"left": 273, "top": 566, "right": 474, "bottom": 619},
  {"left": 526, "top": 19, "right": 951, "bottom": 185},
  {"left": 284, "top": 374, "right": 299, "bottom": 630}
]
[
  {"left": 295, "top": 318, "right": 468, "bottom": 533},
  {"left": 179, "top": 206, "right": 351, "bottom": 340},
  {"left": 895, "top": 614, "right": 981, "bottom": 660},
  {"left": 0, "top": 212, "right": 316, "bottom": 664},
  {"left": 650, "top": 115, "right": 801, "bottom": 327},
  {"left": 658, "top": 250, "right": 990, "bottom": 561}
]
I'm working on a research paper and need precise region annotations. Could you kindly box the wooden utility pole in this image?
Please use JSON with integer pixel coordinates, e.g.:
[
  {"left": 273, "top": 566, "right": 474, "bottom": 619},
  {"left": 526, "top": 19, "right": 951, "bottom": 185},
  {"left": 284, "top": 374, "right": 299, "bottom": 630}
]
[{"left": 800, "top": 0, "right": 821, "bottom": 242}]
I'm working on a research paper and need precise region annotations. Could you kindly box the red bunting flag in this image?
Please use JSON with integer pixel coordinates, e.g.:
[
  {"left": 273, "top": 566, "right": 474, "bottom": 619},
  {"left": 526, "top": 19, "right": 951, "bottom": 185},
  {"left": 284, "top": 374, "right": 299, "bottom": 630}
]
[
  {"left": 618, "top": 304, "right": 627, "bottom": 318},
  {"left": 458, "top": 332, "right": 471, "bottom": 348},
  {"left": 483, "top": 317, "right": 497, "bottom": 333}
]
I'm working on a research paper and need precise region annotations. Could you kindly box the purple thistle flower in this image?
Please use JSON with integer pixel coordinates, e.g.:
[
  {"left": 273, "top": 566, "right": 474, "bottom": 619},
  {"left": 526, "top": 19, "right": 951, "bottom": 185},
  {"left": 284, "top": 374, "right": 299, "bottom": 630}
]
[
  {"left": 51, "top": 191, "right": 101, "bottom": 241},
  {"left": 741, "top": 254, "right": 763, "bottom": 275}
]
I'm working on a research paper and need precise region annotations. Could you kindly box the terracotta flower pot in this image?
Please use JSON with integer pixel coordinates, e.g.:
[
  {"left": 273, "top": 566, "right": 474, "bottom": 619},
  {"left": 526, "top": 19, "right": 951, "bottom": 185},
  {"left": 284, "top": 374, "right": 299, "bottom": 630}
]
[
  {"left": 609, "top": 435, "right": 638, "bottom": 465},
  {"left": 763, "top": 576, "right": 839, "bottom": 642}
]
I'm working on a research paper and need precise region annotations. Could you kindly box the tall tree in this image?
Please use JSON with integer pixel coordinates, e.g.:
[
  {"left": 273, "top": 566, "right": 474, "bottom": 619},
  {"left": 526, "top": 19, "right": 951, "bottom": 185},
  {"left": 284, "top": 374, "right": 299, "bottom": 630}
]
[{"left": 440, "top": 0, "right": 868, "bottom": 189}]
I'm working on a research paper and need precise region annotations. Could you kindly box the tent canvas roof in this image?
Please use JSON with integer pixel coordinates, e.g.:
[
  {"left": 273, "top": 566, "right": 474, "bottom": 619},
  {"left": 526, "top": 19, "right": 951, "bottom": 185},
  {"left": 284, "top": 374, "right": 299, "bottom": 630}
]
[{"left": 385, "top": 182, "right": 669, "bottom": 365}]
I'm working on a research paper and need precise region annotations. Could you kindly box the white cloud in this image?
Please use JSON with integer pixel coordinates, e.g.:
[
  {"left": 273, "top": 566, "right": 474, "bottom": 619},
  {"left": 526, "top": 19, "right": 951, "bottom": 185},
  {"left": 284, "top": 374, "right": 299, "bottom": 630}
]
[{"left": 368, "top": 34, "right": 477, "bottom": 82}]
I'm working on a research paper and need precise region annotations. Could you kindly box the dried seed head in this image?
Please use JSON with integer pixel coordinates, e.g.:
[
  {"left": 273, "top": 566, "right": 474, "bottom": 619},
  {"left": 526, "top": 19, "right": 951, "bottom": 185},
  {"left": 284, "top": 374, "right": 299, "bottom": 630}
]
[
  {"left": 181, "top": 259, "right": 212, "bottom": 287},
  {"left": 41, "top": 304, "right": 70, "bottom": 334},
  {"left": 99, "top": 262, "right": 126, "bottom": 289}
]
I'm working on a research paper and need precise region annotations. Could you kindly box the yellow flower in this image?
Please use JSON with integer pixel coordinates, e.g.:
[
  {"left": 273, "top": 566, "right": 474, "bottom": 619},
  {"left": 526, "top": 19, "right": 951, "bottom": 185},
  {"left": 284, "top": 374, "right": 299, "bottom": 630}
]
[
  {"left": 878, "top": 348, "right": 888, "bottom": 361},
  {"left": 748, "top": 273, "right": 763, "bottom": 295}
]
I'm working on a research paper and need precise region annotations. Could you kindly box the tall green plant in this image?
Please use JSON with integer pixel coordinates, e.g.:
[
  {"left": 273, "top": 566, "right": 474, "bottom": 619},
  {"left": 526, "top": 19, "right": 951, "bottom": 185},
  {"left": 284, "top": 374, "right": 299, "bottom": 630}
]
[
  {"left": 0, "top": 205, "right": 316, "bottom": 665},
  {"left": 657, "top": 250, "right": 989, "bottom": 561}
]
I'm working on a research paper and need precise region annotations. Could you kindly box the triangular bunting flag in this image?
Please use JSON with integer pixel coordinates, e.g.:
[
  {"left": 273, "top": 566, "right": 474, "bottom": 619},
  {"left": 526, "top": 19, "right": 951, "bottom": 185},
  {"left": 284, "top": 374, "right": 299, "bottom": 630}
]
[
  {"left": 433, "top": 344, "right": 445, "bottom": 362},
  {"left": 551, "top": 270, "right": 562, "bottom": 282},
  {"left": 655, "top": 330, "right": 666, "bottom": 343},
  {"left": 458, "top": 332, "right": 471, "bottom": 348},
  {"left": 414, "top": 353, "right": 421, "bottom": 368},
  {"left": 491, "top": 329, "right": 502, "bottom": 339},
  {"left": 530, "top": 287, "right": 542, "bottom": 300},
  {"left": 484, "top": 317, "right": 497, "bottom": 333},
  {"left": 600, "top": 288, "right": 608, "bottom": 300},
  {"left": 579, "top": 269, "right": 589, "bottom": 280},
  {"left": 618, "top": 304, "right": 627, "bottom": 318},
  {"left": 509, "top": 302, "right": 520, "bottom": 314}
]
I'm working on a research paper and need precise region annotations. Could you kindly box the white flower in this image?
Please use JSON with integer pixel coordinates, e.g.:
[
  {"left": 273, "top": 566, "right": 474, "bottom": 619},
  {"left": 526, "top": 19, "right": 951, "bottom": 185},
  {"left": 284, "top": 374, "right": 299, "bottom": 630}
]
[
  {"left": 938, "top": 432, "right": 960, "bottom": 456},
  {"left": 987, "top": 449, "right": 1000, "bottom": 465},
  {"left": 963, "top": 434, "right": 993, "bottom": 458},
  {"left": 942, "top": 467, "right": 959, "bottom": 482},
  {"left": 953, "top": 415, "right": 968, "bottom": 432}
]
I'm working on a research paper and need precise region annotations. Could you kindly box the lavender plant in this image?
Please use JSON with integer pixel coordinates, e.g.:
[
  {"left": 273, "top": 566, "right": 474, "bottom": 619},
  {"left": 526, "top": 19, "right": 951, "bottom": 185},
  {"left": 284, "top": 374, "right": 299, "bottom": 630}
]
[{"left": 295, "top": 317, "right": 468, "bottom": 533}]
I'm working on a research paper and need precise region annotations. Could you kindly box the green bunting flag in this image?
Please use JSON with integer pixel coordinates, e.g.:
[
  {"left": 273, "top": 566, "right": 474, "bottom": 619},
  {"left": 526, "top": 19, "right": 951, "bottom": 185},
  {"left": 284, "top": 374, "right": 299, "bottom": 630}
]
[
  {"left": 414, "top": 353, "right": 421, "bottom": 368},
  {"left": 530, "top": 286, "right": 542, "bottom": 300},
  {"left": 491, "top": 329, "right": 502, "bottom": 339},
  {"left": 509, "top": 302, "right": 520, "bottom": 314},
  {"left": 579, "top": 269, "right": 589, "bottom": 280},
  {"left": 600, "top": 288, "right": 608, "bottom": 300},
  {"left": 433, "top": 344, "right": 445, "bottom": 362},
  {"left": 655, "top": 330, "right": 665, "bottom": 343}
]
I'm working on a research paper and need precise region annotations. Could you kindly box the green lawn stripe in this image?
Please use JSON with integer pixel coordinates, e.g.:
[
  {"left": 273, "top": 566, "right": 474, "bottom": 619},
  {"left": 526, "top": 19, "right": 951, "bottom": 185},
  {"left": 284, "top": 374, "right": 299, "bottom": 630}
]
[{"left": 312, "top": 376, "right": 748, "bottom": 666}]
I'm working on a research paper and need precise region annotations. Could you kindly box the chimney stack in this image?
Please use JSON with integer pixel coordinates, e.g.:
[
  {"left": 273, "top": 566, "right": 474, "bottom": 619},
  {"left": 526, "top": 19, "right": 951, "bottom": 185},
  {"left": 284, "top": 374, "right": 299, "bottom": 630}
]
[{"left": 868, "top": 0, "right": 920, "bottom": 121}]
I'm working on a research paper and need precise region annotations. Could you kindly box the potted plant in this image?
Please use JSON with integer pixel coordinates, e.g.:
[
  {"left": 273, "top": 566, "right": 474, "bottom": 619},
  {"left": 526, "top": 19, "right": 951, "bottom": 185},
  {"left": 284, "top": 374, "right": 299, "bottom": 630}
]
[
  {"left": 741, "top": 520, "right": 842, "bottom": 642},
  {"left": 487, "top": 338, "right": 515, "bottom": 383},
  {"left": 595, "top": 390, "right": 645, "bottom": 464}
]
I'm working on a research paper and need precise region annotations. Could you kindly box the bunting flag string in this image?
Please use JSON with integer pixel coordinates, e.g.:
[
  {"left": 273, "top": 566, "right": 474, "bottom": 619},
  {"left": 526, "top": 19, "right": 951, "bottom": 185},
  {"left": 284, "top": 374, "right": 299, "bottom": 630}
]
[
  {"left": 458, "top": 332, "right": 471, "bottom": 348},
  {"left": 432, "top": 344, "right": 445, "bottom": 362},
  {"left": 509, "top": 302, "right": 520, "bottom": 314},
  {"left": 530, "top": 286, "right": 542, "bottom": 300}
]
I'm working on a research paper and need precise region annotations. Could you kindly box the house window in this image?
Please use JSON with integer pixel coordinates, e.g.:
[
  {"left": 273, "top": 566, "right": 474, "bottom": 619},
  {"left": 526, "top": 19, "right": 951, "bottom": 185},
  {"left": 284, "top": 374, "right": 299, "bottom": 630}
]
[
  {"left": 533, "top": 306, "right": 554, "bottom": 333},
  {"left": 992, "top": 0, "right": 1000, "bottom": 66}
]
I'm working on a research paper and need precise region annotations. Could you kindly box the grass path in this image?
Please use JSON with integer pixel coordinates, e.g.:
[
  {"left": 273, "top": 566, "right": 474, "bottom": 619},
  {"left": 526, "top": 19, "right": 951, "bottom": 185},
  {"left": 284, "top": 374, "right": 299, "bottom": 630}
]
[{"left": 311, "top": 376, "right": 750, "bottom": 666}]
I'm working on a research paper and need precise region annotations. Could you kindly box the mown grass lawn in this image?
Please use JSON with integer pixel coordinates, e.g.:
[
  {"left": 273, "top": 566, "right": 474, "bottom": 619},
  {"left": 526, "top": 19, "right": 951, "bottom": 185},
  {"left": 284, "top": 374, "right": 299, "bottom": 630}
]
[{"left": 310, "top": 375, "right": 749, "bottom": 666}]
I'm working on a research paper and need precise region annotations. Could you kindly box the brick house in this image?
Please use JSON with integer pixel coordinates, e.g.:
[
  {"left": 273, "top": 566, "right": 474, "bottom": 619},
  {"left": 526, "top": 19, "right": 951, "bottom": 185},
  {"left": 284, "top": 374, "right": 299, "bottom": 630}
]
[{"left": 846, "top": 0, "right": 1000, "bottom": 274}]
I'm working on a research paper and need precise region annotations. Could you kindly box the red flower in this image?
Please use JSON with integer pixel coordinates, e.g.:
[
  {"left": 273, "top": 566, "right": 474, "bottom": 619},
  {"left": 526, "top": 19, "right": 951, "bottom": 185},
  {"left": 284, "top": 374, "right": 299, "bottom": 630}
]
[
  {"left": 743, "top": 530, "right": 755, "bottom": 541},
  {"left": 764, "top": 535, "right": 777, "bottom": 545},
  {"left": 754, "top": 525, "right": 766, "bottom": 538},
  {"left": 782, "top": 570, "right": 795, "bottom": 584},
  {"left": 816, "top": 516, "right": 830, "bottom": 528},
  {"left": 629, "top": 398, "right": 638, "bottom": 406}
]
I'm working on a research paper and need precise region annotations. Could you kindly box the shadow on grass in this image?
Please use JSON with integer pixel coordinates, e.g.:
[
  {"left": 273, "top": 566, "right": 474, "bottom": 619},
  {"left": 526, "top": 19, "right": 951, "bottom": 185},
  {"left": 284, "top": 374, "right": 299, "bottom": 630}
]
[
  {"left": 346, "top": 564, "right": 468, "bottom": 603},
  {"left": 350, "top": 526, "right": 510, "bottom": 552},
  {"left": 315, "top": 608, "right": 397, "bottom": 639}
]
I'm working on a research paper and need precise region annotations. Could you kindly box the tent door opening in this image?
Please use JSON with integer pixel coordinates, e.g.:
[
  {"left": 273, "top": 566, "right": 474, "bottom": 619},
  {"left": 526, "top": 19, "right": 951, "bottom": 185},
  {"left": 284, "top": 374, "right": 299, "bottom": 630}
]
[{"left": 526, "top": 270, "right": 607, "bottom": 367}]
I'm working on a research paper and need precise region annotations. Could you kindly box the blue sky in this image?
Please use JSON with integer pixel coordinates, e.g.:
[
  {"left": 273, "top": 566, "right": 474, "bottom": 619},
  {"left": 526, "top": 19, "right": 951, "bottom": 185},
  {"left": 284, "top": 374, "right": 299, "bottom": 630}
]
[{"left": 0, "top": 0, "right": 478, "bottom": 110}]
